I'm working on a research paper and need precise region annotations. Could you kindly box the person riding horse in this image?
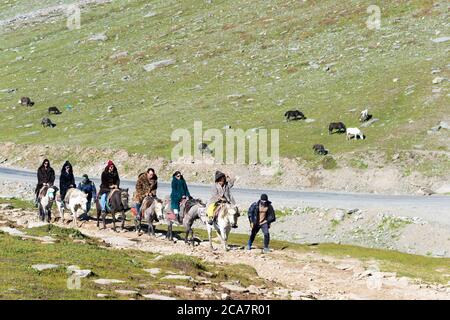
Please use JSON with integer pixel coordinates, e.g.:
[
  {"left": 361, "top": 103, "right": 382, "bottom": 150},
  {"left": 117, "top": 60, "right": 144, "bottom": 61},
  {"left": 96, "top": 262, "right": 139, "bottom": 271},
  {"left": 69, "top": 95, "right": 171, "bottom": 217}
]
[
  {"left": 77, "top": 174, "right": 97, "bottom": 219},
  {"left": 207, "top": 170, "right": 236, "bottom": 225},
  {"left": 99, "top": 160, "right": 120, "bottom": 216},
  {"left": 59, "top": 160, "right": 76, "bottom": 207},
  {"left": 170, "top": 171, "right": 192, "bottom": 223},
  {"left": 133, "top": 168, "right": 158, "bottom": 219},
  {"left": 35, "top": 159, "right": 55, "bottom": 207}
]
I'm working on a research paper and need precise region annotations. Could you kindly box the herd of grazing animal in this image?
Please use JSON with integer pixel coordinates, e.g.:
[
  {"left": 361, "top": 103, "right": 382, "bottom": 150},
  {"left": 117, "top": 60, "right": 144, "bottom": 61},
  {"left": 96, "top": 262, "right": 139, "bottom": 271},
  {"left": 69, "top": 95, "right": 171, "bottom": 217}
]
[
  {"left": 18, "top": 97, "right": 62, "bottom": 128},
  {"left": 285, "top": 108, "right": 371, "bottom": 156}
]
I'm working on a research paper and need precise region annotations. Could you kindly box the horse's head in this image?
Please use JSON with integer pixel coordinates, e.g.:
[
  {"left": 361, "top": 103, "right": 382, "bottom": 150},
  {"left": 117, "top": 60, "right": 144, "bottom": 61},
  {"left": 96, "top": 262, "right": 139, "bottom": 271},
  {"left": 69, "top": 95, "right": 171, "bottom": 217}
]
[
  {"left": 154, "top": 198, "right": 164, "bottom": 219},
  {"left": 217, "top": 203, "right": 240, "bottom": 228},
  {"left": 120, "top": 188, "right": 129, "bottom": 210},
  {"left": 46, "top": 186, "right": 58, "bottom": 201}
]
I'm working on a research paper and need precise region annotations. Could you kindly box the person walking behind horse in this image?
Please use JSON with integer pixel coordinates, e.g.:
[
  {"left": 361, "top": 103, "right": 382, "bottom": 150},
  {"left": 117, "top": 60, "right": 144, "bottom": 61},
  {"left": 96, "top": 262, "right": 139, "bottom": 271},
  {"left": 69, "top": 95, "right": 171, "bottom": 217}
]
[
  {"left": 246, "top": 194, "right": 276, "bottom": 254},
  {"left": 35, "top": 159, "right": 55, "bottom": 207},
  {"left": 170, "top": 171, "right": 191, "bottom": 223},
  {"left": 77, "top": 174, "right": 96, "bottom": 220},
  {"left": 207, "top": 171, "right": 236, "bottom": 224},
  {"left": 99, "top": 160, "right": 120, "bottom": 216},
  {"left": 60, "top": 161, "right": 75, "bottom": 207},
  {"left": 133, "top": 168, "right": 158, "bottom": 219}
]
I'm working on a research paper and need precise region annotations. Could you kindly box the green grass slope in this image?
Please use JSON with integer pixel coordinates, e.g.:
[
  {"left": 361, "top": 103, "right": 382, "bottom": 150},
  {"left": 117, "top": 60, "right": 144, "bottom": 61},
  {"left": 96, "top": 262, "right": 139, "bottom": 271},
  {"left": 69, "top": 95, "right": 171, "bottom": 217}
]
[{"left": 0, "top": 0, "right": 448, "bottom": 162}]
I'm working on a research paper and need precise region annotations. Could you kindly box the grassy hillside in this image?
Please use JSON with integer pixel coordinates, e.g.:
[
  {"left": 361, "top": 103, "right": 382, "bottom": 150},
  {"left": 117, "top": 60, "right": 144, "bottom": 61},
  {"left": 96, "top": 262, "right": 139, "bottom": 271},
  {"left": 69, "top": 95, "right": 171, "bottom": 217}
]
[{"left": 0, "top": 0, "right": 448, "bottom": 162}]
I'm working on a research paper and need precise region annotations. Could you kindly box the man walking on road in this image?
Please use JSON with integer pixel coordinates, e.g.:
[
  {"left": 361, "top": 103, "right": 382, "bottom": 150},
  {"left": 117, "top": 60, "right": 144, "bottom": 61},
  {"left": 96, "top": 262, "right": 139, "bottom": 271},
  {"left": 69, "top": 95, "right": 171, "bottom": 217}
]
[{"left": 246, "top": 194, "right": 276, "bottom": 253}]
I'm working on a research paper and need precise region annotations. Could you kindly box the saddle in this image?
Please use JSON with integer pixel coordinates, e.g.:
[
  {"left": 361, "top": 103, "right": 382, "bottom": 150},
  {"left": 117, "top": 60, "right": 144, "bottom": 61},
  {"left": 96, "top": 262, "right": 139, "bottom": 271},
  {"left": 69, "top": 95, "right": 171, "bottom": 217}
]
[
  {"left": 38, "top": 186, "right": 49, "bottom": 199},
  {"left": 104, "top": 189, "right": 121, "bottom": 212}
]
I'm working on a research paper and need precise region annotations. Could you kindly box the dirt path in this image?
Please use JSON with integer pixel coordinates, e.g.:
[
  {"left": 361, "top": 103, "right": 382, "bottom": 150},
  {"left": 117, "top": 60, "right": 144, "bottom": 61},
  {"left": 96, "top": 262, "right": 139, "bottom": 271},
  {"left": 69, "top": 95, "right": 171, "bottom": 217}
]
[{"left": 2, "top": 207, "right": 449, "bottom": 300}]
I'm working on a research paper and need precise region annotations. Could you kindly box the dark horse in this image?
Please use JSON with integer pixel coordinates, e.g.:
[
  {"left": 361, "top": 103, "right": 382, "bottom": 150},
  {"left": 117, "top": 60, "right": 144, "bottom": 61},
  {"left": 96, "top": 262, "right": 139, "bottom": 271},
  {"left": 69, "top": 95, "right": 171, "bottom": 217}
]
[
  {"left": 313, "top": 144, "right": 328, "bottom": 155},
  {"left": 328, "top": 122, "right": 346, "bottom": 134},
  {"left": 95, "top": 188, "right": 129, "bottom": 231},
  {"left": 285, "top": 110, "right": 306, "bottom": 121},
  {"left": 48, "top": 106, "right": 62, "bottom": 114}
]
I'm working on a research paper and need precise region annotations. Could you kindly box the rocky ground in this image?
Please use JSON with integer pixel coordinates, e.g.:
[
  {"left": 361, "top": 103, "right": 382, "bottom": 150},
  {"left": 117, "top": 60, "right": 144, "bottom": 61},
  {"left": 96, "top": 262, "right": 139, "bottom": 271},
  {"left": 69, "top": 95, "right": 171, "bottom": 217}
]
[{"left": 0, "top": 204, "right": 449, "bottom": 300}]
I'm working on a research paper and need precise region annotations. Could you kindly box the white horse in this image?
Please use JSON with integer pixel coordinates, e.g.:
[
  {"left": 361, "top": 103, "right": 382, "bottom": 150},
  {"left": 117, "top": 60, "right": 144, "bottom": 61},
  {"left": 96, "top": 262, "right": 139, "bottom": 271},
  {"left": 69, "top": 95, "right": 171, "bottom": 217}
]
[
  {"left": 38, "top": 186, "right": 59, "bottom": 222},
  {"left": 346, "top": 127, "right": 365, "bottom": 140},
  {"left": 198, "top": 203, "right": 240, "bottom": 251},
  {"left": 59, "top": 188, "right": 88, "bottom": 227}
]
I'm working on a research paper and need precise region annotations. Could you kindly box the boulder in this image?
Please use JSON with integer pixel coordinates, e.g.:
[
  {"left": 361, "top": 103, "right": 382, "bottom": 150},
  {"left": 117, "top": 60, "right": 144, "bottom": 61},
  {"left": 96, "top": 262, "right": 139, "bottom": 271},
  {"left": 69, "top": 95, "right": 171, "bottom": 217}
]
[
  {"left": 93, "top": 279, "right": 125, "bottom": 285},
  {"left": 142, "top": 293, "right": 176, "bottom": 300},
  {"left": 32, "top": 264, "right": 59, "bottom": 271},
  {"left": 143, "top": 59, "right": 175, "bottom": 72},
  {"left": 88, "top": 33, "right": 108, "bottom": 41}
]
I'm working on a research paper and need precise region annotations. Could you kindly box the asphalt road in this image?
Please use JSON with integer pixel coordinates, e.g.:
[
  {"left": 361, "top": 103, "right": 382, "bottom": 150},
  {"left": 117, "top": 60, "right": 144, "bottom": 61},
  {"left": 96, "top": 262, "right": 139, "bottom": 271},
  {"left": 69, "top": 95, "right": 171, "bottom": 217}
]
[{"left": 1, "top": 166, "right": 449, "bottom": 225}]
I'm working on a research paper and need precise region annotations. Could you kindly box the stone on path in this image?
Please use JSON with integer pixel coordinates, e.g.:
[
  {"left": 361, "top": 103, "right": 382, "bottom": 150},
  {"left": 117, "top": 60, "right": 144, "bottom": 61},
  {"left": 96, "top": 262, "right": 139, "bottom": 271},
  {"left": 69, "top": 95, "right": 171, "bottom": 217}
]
[
  {"left": 32, "top": 264, "right": 59, "bottom": 271},
  {"left": 67, "top": 266, "right": 92, "bottom": 278},
  {"left": 115, "top": 290, "right": 139, "bottom": 296},
  {"left": 143, "top": 268, "right": 161, "bottom": 275},
  {"left": 142, "top": 293, "right": 176, "bottom": 300},
  {"left": 162, "top": 274, "right": 193, "bottom": 281},
  {"left": 94, "top": 279, "right": 125, "bottom": 285},
  {"left": 220, "top": 282, "right": 249, "bottom": 293}
]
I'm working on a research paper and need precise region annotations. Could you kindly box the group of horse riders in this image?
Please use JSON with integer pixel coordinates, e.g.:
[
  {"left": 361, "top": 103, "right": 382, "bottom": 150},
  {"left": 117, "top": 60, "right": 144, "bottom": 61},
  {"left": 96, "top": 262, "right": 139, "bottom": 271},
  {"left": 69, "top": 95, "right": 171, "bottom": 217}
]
[{"left": 35, "top": 159, "right": 276, "bottom": 252}]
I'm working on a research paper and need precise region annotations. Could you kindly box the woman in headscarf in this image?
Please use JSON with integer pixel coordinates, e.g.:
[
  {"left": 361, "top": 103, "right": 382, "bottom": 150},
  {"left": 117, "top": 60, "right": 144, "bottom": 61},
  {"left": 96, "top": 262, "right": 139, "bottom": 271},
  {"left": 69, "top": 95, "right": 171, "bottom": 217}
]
[
  {"left": 170, "top": 171, "right": 191, "bottom": 221},
  {"left": 59, "top": 160, "right": 75, "bottom": 203},
  {"left": 99, "top": 160, "right": 120, "bottom": 214},
  {"left": 35, "top": 159, "right": 55, "bottom": 206}
]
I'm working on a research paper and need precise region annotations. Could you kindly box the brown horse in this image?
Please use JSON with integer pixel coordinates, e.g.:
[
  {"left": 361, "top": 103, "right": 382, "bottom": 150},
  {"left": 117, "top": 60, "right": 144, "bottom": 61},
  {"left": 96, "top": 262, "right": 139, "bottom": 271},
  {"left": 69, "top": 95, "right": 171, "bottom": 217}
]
[{"left": 95, "top": 188, "right": 129, "bottom": 231}]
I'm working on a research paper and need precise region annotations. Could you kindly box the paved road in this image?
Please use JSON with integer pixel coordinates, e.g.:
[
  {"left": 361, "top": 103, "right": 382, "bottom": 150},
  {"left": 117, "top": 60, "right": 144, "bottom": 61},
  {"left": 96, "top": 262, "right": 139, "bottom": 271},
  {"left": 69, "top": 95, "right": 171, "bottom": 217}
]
[{"left": 1, "top": 166, "right": 449, "bottom": 225}]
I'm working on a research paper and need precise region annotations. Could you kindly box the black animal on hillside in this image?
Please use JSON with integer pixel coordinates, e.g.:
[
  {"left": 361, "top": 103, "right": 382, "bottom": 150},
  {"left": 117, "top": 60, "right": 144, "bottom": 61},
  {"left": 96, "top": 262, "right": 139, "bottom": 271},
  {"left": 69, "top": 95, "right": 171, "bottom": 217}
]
[
  {"left": 328, "top": 122, "right": 346, "bottom": 134},
  {"left": 48, "top": 106, "right": 62, "bottom": 115},
  {"left": 313, "top": 144, "right": 328, "bottom": 155},
  {"left": 41, "top": 117, "right": 56, "bottom": 128},
  {"left": 18, "top": 97, "right": 34, "bottom": 107},
  {"left": 284, "top": 110, "right": 306, "bottom": 121}
]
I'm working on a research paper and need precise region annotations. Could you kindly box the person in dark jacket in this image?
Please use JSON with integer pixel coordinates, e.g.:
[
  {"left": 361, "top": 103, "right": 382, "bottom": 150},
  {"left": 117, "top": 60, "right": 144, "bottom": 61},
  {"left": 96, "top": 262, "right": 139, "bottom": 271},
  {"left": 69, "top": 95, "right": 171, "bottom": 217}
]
[
  {"left": 77, "top": 174, "right": 96, "bottom": 218},
  {"left": 246, "top": 194, "right": 276, "bottom": 253},
  {"left": 99, "top": 160, "right": 120, "bottom": 213},
  {"left": 133, "top": 168, "right": 158, "bottom": 218},
  {"left": 59, "top": 161, "right": 76, "bottom": 205},
  {"left": 170, "top": 171, "right": 191, "bottom": 221},
  {"left": 35, "top": 159, "right": 55, "bottom": 206}
]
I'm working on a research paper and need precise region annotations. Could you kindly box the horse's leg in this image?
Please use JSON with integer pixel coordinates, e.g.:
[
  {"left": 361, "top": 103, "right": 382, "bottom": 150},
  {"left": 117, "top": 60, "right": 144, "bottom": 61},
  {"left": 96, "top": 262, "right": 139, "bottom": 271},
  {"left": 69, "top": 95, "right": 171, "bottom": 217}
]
[
  {"left": 73, "top": 206, "right": 78, "bottom": 228},
  {"left": 121, "top": 210, "right": 126, "bottom": 230},
  {"left": 112, "top": 211, "right": 117, "bottom": 232},
  {"left": 207, "top": 225, "right": 214, "bottom": 250},
  {"left": 219, "top": 226, "right": 228, "bottom": 251},
  {"left": 147, "top": 213, "right": 153, "bottom": 236},
  {"left": 169, "top": 222, "right": 174, "bottom": 241},
  {"left": 102, "top": 211, "right": 107, "bottom": 230}
]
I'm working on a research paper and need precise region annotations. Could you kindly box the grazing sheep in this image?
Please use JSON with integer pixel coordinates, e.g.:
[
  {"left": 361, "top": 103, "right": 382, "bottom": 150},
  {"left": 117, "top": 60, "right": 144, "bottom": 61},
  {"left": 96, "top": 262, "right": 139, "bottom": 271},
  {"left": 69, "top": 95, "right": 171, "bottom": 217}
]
[
  {"left": 284, "top": 110, "right": 306, "bottom": 121},
  {"left": 41, "top": 117, "right": 56, "bottom": 128},
  {"left": 328, "top": 122, "right": 346, "bottom": 134},
  {"left": 346, "top": 127, "right": 365, "bottom": 140},
  {"left": 313, "top": 144, "right": 328, "bottom": 155},
  {"left": 48, "top": 106, "right": 62, "bottom": 114},
  {"left": 359, "top": 109, "right": 373, "bottom": 122},
  {"left": 18, "top": 97, "right": 34, "bottom": 107}
]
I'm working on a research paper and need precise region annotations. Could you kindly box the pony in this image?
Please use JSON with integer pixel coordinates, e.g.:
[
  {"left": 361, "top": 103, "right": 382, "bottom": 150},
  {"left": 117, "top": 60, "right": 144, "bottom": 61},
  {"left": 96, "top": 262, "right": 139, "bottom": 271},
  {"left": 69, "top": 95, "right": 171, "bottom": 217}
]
[
  {"left": 346, "top": 127, "right": 365, "bottom": 140},
  {"left": 181, "top": 198, "right": 207, "bottom": 246},
  {"left": 359, "top": 109, "right": 373, "bottom": 122},
  {"left": 37, "top": 185, "right": 59, "bottom": 222},
  {"left": 59, "top": 188, "right": 88, "bottom": 227},
  {"left": 95, "top": 188, "right": 130, "bottom": 231},
  {"left": 134, "top": 196, "right": 171, "bottom": 237},
  {"left": 313, "top": 144, "right": 328, "bottom": 155},
  {"left": 41, "top": 117, "right": 56, "bottom": 128},
  {"left": 284, "top": 110, "right": 306, "bottom": 121},
  {"left": 328, "top": 122, "right": 346, "bottom": 134},
  {"left": 198, "top": 202, "right": 240, "bottom": 251},
  {"left": 18, "top": 97, "right": 34, "bottom": 107},
  {"left": 48, "top": 106, "right": 62, "bottom": 114}
]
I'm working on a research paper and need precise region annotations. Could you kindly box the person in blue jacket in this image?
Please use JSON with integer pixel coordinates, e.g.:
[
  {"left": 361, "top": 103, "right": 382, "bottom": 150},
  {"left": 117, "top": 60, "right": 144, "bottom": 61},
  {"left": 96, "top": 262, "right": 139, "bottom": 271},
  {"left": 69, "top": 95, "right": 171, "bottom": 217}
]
[
  {"left": 77, "top": 174, "right": 96, "bottom": 219},
  {"left": 246, "top": 194, "right": 276, "bottom": 253}
]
